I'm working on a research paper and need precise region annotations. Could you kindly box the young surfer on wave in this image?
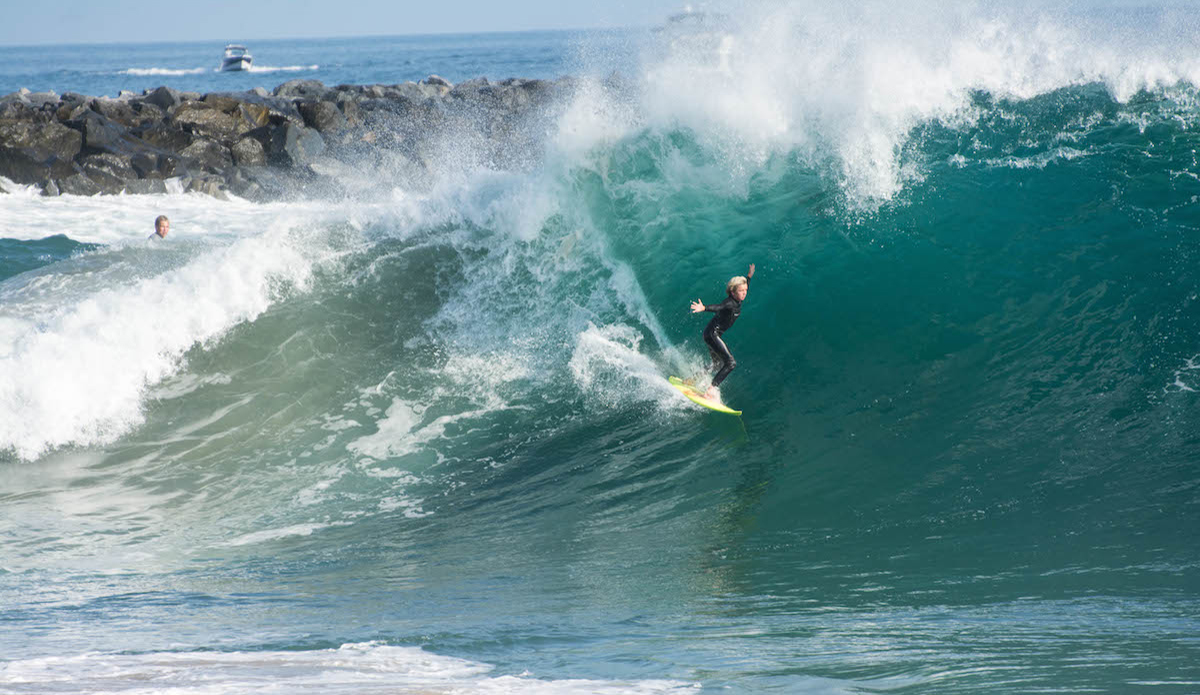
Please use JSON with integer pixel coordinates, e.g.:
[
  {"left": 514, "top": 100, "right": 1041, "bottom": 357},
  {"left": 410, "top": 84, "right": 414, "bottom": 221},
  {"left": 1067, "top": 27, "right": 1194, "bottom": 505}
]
[{"left": 690, "top": 263, "right": 755, "bottom": 402}]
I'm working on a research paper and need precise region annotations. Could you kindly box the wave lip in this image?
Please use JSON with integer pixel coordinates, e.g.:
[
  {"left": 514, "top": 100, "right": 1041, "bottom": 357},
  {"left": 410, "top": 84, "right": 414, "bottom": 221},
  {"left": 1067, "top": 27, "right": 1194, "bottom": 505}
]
[{"left": 0, "top": 230, "right": 316, "bottom": 461}]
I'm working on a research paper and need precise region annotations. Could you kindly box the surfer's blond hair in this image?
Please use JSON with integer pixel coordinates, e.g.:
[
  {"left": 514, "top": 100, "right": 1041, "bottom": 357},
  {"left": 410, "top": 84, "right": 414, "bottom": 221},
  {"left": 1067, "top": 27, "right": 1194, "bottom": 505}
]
[{"left": 726, "top": 276, "right": 748, "bottom": 295}]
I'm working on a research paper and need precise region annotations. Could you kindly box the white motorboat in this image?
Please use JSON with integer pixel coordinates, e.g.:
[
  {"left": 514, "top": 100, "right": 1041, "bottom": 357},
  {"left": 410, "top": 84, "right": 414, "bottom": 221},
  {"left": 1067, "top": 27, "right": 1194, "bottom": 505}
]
[{"left": 220, "top": 45, "right": 253, "bottom": 72}]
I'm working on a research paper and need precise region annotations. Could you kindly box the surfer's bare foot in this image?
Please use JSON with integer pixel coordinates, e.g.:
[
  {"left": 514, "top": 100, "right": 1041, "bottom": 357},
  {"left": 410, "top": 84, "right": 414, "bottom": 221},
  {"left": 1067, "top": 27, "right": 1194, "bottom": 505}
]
[{"left": 704, "top": 386, "right": 720, "bottom": 401}]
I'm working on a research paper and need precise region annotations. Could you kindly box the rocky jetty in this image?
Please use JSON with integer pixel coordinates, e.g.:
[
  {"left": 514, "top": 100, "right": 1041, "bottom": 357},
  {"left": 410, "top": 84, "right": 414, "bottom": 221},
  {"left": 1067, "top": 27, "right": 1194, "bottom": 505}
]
[{"left": 0, "top": 75, "right": 574, "bottom": 200}]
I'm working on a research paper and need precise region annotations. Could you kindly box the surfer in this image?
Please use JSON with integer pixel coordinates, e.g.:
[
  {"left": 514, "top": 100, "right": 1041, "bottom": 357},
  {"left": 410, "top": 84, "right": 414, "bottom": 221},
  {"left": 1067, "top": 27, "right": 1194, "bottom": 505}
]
[
  {"left": 690, "top": 263, "right": 755, "bottom": 401},
  {"left": 149, "top": 215, "right": 170, "bottom": 240}
]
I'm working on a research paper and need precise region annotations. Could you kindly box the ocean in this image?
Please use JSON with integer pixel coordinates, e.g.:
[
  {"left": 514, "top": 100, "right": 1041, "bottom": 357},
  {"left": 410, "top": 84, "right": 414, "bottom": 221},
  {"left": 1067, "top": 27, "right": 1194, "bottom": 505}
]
[{"left": 2, "top": 3, "right": 1199, "bottom": 693}]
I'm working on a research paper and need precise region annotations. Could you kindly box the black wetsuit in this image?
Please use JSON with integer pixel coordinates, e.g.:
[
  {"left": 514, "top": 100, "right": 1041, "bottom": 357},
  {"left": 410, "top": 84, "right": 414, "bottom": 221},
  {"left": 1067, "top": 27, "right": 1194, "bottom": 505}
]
[{"left": 701, "top": 276, "right": 750, "bottom": 388}]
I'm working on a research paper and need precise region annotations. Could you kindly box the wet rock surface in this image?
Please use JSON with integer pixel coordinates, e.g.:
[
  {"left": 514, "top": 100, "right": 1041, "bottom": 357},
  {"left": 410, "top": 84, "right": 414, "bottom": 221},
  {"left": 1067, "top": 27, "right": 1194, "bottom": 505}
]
[{"left": 0, "top": 75, "right": 577, "bottom": 200}]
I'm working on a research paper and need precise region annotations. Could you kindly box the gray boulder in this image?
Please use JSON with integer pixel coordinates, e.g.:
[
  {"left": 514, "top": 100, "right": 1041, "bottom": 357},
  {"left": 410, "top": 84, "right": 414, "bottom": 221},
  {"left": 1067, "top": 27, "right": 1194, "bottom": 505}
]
[
  {"left": 298, "top": 100, "right": 345, "bottom": 133},
  {"left": 135, "top": 121, "right": 194, "bottom": 152},
  {"left": 56, "top": 172, "right": 101, "bottom": 196},
  {"left": 124, "top": 178, "right": 168, "bottom": 194},
  {"left": 92, "top": 99, "right": 140, "bottom": 127},
  {"left": 186, "top": 175, "right": 229, "bottom": 199},
  {"left": 143, "top": 86, "right": 182, "bottom": 111},
  {"left": 0, "top": 121, "right": 83, "bottom": 185},
  {"left": 179, "top": 137, "right": 233, "bottom": 172},
  {"left": 231, "top": 136, "right": 266, "bottom": 166},
  {"left": 74, "top": 111, "right": 133, "bottom": 154},
  {"left": 172, "top": 102, "right": 249, "bottom": 142},
  {"left": 131, "top": 101, "right": 165, "bottom": 124},
  {"left": 0, "top": 99, "right": 36, "bottom": 120},
  {"left": 0, "top": 120, "right": 82, "bottom": 161},
  {"left": 79, "top": 152, "right": 138, "bottom": 193},
  {"left": 268, "top": 122, "right": 324, "bottom": 167},
  {"left": 25, "top": 91, "right": 60, "bottom": 108},
  {"left": 338, "top": 98, "right": 362, "bottom": 126},
  {"left": 130, "top": 152, "right": 162, "bottom": 178},
  {"left": 274, "top": 79, "right": 329, "bottom": 99}
]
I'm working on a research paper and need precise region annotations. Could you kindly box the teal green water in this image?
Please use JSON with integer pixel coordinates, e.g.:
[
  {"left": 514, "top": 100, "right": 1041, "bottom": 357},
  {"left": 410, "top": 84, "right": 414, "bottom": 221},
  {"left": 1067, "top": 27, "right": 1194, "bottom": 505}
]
[{"left": 2, "top": 17, "right": 1199, "bottom": 695}]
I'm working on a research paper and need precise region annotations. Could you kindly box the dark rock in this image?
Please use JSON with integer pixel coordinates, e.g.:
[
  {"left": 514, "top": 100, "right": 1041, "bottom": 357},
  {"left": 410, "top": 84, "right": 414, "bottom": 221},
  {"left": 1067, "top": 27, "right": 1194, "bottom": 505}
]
[
  {"left": 79, "top": 152, "right": 137, "bottom": 193},
  {"left": 172, "top": 101, "right": 249, "bottom": 142},
  {"left": 0, "top": 100, "right": 36, "bottom": 121},
  {"left": 180, "top": 92, "right": 202, "bottom": 102},
  {"left": 157, "top": 154, "right": 189, "bottom": 178},
  {"left": 25, "top": 91, "right": 59, "bottom": 108},
  {"left": 230, "top": 136, "right": 265, "bottom": 166},
  {"left": 131, "top": 101, "right": 165, "bottom": 124},
  {"left": 238, "top": 102, "right": 272, "bottom": 128},
  {"left": 124, "top": 178, "right": 168, "bottom": 194},
  {"left": 298, "top": 100, "right": 345, "bottom": 133},
  {"left": 0, "top": 120, "right": 83, "bottom": 162},
  {"left": 73, "top": 111, "right": 131, "bottom": 154},
  {"left": 134, "top": 121, "right": 194, "bottom": 152},
  {"left": 41, "top": 179, "right": 59, "bottom": 196},
  {"left": 93, "top": 98, "right": 140, "bottom": 127},
  {"left": 179, "top": 137, "right": 233, "bottom": 172},
  {"left": 143, "top": 86, "right": 181, "bottom": 111},
  {"left": 241, "top": 124, "right": 273, "bottom": 149},
  {"left": 423, "top": 74, "right": 452, "bottom": 89},
  {"left": 56, "top": 172, "right": 101, "bottom": 196},
  {"left": 338, "top": 98, "right": 362, "bottom": 126},
  {"left": 55, "top": 101, "right": 92, "bottom": 122},
  {"left": 206, "top": 92, "right": 302, "bottom": 126},
  {"left": 202, "top": 94, "right": 244, "bottom": 113},
  {"left": 186, "top": 175, "right": 228, "bottom": 199},
  {"left": 268, "top": 122, "right": 324, "bottom": 167},
  {"left": 0, "top": 147, "right": 78, "bottom": 186},
  {"left": 274, "top": 79, "right": 329, "bottom": 99},
  {"left": 251, "top": 87, "right": 270, "bottom": 98},
  {"left": 0, "top": 120, "right": 83, "bottom": 186},
  {"left": 130, "top": 152, "right": 160, "bottom": 178}
]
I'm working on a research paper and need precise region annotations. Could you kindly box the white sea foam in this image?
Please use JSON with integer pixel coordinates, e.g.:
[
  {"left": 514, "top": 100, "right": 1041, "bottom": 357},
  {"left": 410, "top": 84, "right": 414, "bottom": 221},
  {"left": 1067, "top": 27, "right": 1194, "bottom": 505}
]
[
  {"left": 248, "top": 63, "right": 320, "bottom": 73},
  {"left": 569, "top": 322, "right": 690, "bottom": 412},
  {"left": 0, "top": 201, "right": 343, "bottom": 460},
  {"left": 121, "top": 67, "right": 209, "bottom": 76},
  {"left": 0, "top": 188, "right": 320, "bottom": 244},
  {"left": 224, "top": 521, "right": 348, "bottom": 546},
  {"left": 119, "top": 64, "right": 317, "bottom": 76},
  {"left": 0, "top": 642, "right": 696, "bottom": 694},
  {"left": 563, "top": 1, "right": 1200, "bottom": 207}
]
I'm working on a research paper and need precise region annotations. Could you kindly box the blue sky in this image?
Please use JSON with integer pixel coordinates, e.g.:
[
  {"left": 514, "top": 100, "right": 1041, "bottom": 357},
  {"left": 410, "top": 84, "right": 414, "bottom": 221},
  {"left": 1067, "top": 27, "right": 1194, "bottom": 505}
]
[{"left": 0, "top": 0, "right": 688, "bottom": 45}]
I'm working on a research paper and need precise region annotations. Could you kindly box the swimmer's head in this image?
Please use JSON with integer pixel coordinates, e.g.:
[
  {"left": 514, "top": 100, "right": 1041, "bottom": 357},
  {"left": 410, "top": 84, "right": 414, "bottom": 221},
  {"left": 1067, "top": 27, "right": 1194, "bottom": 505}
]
[{"left": 727, "top": 276, "right": 748, "bottom": 300}]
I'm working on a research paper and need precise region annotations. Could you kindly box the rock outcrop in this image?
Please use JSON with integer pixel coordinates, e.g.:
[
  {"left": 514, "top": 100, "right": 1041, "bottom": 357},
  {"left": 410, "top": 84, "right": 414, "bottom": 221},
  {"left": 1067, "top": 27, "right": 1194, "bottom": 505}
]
[{"left": 0, "top": 75, "right": 576, "bottom": 200}]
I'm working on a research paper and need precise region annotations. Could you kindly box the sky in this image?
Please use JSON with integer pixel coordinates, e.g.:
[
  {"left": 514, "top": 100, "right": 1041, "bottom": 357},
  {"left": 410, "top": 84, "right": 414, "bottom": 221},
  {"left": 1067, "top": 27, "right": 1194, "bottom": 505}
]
[{"left": 0, "top": 0, "right": 689, "bottom": 46}]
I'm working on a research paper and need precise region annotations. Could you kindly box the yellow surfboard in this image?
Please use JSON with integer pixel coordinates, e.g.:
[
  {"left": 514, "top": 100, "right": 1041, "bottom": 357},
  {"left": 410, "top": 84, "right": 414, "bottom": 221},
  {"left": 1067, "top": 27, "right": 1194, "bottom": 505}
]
[{"left": 668, "top": 376, "right": 742, "bottom": 416}]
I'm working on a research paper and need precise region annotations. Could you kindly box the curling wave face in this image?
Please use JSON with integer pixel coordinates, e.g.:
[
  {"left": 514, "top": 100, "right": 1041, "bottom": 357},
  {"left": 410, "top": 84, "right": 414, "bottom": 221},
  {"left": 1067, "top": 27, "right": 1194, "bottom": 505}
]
[{"left": 2, "top": 4, "right": 1199, "bottom": 692}]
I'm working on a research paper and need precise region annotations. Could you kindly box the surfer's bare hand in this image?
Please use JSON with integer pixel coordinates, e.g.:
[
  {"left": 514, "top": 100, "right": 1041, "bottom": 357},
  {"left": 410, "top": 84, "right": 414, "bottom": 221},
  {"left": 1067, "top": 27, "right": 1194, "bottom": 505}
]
[
  {"left": 690, "top": 299, "right": 705, "bottom": 313},
  {"left": 747, "top": 263, "right": 755, "bottom": 279}
]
